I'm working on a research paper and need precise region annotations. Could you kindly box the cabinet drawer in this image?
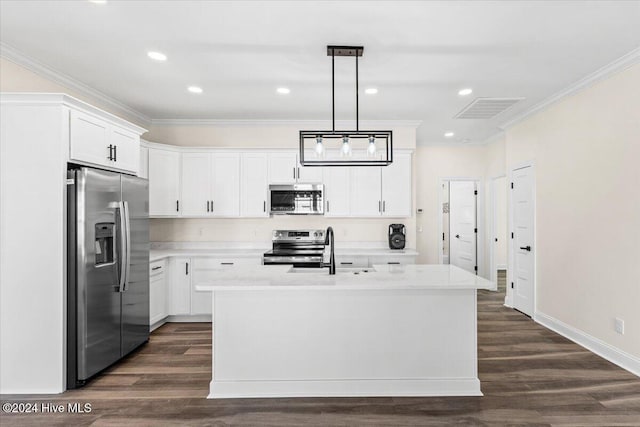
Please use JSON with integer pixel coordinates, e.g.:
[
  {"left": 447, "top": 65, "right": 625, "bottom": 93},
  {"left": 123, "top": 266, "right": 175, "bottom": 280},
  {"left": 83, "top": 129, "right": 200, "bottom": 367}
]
[
  {"left": 335, "top": 255, "right": 368, "bottom": 268},
  {"left": 150, "top": 260, "right": 165, "bottom": 276},
  {"left": 192, "top": 257, "right": 261, "bottom": 269},
  {"left": 368, "top": 255, "right": 415, "bottom": 266}
]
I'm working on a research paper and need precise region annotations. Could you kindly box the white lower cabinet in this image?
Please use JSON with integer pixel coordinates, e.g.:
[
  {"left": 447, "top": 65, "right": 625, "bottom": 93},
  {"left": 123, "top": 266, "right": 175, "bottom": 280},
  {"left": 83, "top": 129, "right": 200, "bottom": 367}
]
[
  {"left": 170, "top": 257, "right": 192, "bottom": 315},
  {"left": 335, "top": 255, "right": 369, "bottom": 268},
  {"left": 149, "top": 260, "right": 167, "bottom": 328}
]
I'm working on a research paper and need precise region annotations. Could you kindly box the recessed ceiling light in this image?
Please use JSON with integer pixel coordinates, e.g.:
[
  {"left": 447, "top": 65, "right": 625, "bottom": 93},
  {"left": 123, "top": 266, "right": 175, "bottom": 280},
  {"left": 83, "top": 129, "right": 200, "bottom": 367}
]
[
  {"left": 365, "top": 88, "right": 378, "bottom": 95},
  {"left": 187, "top": 86, "right": 203, "bottom": 94},
  {"left": 88, "top": 0, "right": 107, "bottom": 4},
  {"left": 277, "top": 87, "right": 291, "bottom": 94},
  {"left": 444, "top": 132, "right": 455, "bottom": 138},
  {"left": 147, "top": 51, "right": 167, "bottom": 62},
  {"left": 458, "top": 88, "right": 473, "bottom": 96}
]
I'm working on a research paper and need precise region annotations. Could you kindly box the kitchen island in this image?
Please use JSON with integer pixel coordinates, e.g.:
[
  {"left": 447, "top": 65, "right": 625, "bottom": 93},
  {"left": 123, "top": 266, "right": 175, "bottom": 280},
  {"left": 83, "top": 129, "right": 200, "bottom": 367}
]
[{"left": 196, "top": 264, "right": 493, "bottom": 398}]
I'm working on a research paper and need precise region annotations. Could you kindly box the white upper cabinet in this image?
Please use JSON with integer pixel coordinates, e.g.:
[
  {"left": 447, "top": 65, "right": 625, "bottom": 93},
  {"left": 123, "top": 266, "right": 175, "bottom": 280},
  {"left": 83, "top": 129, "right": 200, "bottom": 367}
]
[
  {"left": 350, "top": 167, "right": 383, "bottom": 217},
  {"left": 139, "top": 145, "right": 149, "bottom": 179},
  {"left": 149, "top": 148, "right": 181, "bottom": 216},
  {"left": 268, "top": 151, "right": 322, "bottom": 183},
  {"left": 268, "top": 152, "right": 297, "bottom": 184},
  {"left": 241, "top": 152, "right": 269, "bottom": 217},
  {"left": 323, "top": 167, "right": 351, "bottom": 217},
  {"left": 179, "top": 152, "right": 240, "bottom": 217},
  {"left": 381, "top": 152, "right": 412, "bottom": 217},
  {"left": 69, "top": 109, "right": 140, "bottom": 174},
  {"left": 211, "top": 152, "right": 241, "bottom": 216},
  {"left": 181, "top": 153, "right": 211, "bottom": 216}
]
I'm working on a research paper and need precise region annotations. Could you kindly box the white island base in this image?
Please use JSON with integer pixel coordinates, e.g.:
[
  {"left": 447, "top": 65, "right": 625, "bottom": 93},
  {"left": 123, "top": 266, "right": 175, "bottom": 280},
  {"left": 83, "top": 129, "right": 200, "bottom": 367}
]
[{"left": 199, "top": 265, "right": 492, "bottom": 398}]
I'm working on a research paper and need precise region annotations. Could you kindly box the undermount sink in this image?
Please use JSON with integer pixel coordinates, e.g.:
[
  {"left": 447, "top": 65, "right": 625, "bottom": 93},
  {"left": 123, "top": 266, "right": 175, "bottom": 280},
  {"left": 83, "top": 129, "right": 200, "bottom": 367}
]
[{"left": 288, "top": 267, "right": 376, "bottom": 275}]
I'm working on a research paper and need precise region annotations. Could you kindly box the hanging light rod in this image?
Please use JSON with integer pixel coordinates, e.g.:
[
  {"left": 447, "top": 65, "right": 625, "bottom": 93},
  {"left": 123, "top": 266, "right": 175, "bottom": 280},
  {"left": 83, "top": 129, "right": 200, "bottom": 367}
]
[{"left": 299, "top": 45, "right": 393, "bottom": 167}]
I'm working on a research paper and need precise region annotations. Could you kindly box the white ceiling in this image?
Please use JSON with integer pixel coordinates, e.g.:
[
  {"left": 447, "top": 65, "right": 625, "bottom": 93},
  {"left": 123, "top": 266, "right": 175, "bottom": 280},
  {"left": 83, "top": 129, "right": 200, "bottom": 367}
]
[{"left": 1, "top": 1, "right": 639, "bottom": 144}]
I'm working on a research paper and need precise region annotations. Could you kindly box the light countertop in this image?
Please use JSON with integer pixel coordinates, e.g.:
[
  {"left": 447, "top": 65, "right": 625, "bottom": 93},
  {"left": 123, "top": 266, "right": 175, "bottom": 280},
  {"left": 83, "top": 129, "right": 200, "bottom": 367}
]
[
  {"left": 150, "top": 248, "right": 419, "bottom": 262},
  {"left": 195, "top": 264, "right": 493, "bottom": 291}
]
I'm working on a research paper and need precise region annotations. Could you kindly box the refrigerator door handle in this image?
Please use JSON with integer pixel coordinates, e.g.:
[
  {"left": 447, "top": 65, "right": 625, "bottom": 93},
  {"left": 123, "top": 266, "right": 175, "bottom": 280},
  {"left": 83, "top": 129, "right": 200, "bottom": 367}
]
[
  {"left": 116, "top": 202, "right": 127, "bottom": 292},
  {"left": 123, "top": 201, "right": 131, "bottom": 291}
]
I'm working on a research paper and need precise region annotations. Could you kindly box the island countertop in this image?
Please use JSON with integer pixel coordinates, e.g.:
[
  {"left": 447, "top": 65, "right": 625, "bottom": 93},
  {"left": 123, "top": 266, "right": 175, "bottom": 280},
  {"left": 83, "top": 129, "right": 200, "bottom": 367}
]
[{"left": 195, "top": 264, "right": 493, "bottom": 291}]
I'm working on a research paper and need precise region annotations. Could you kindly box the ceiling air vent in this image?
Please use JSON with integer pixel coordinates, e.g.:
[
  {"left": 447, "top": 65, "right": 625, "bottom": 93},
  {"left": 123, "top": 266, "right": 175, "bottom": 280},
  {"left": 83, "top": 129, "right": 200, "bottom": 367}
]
[{"left": 454, "top": 97, "right": 524, "bottom": 119}]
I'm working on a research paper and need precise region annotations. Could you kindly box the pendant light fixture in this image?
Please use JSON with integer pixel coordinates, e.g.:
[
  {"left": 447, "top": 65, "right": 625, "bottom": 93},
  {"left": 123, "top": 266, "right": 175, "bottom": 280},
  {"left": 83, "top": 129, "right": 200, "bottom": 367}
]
[{"left": 299, "top": 46, "right": 393, "bottom": 167}]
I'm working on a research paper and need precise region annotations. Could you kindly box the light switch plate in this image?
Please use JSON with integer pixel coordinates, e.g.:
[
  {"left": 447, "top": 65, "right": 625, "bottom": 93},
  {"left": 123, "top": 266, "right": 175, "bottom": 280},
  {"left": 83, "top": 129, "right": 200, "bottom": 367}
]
[{"left": 614, "top": 317, "right": 625, "bottom": 335}]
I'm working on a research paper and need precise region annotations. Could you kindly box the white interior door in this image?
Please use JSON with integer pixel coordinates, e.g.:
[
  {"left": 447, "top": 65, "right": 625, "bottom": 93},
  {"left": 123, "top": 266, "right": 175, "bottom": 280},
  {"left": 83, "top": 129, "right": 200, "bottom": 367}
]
[
  {"left": 512, "top": 166, "right": 535, "bottom": 316},
  {"left": 449, "top": 181, "right": 477, "bottom": 274}
]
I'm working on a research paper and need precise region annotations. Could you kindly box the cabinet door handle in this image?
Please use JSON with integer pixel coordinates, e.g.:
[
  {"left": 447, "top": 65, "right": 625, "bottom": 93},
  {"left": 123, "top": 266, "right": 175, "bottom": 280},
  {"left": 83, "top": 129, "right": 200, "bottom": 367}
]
[
  {"left": 210, "top": 200, "right": 213, "bottom": 212},
  {"left": 176, "top": 200, "right": 179, "bottom": 212},
  {"left": 387, "top": 262, "right": 401, "bottom": 265},
  {"left": 340, "top": 262, "right": 353, "bottom": 265},
  {"left": 263, "top": 200, "right": 266, "bottom": 212},
  {"left": 383, "top": 201, "right": 386, "bottom": 212},
  {"left": 326, "top": 200, "right": 330, "bottom": 212},
  {"left": 297, "top": 167, "right": 300, "bottom": 179},
  {"left": 207, "top": 201, "right": 210, "bottom": 212},
  {"left": 378, "top": 201, "right": 381, "bottom": 212},
  {"left": 293, "top": 167, "right": 296, "bottom": 180},
  {"left": 113, "top": 145, "right": 117, "bottom": 162},
  {"left": 221, "top": 262, "right": 234, "bottom": 265},
  {"left": 107, "top": 144, "right": 113, "bottom": 161},
  {"left": 152, "top": 266, "right": 162, "bottom": 271},
  {"left": 185, "top": 262, "right": 189, "bottom": 275}
]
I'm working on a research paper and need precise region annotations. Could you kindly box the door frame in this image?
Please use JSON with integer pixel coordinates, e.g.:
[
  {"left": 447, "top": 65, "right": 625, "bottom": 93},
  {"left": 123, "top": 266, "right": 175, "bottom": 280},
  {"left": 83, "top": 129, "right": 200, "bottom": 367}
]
[
  {"left": 438, "top": 177, "right": 484, "bottom": 277},
  {"left": 505, "top": 161, "right": 536, "bottom": 311},
  {"left": 488, "top": 174, "right": 507, "bottom": 290}
]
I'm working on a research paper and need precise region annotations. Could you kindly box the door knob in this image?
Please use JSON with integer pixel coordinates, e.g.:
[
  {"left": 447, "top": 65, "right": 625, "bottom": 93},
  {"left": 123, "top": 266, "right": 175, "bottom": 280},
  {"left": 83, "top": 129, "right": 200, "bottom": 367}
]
[
  {"left": 520, "top": 245, "right": 531, "bottom": 251},
  {"left": 455, "top": 234, "right": 460, "bottom": 239}
]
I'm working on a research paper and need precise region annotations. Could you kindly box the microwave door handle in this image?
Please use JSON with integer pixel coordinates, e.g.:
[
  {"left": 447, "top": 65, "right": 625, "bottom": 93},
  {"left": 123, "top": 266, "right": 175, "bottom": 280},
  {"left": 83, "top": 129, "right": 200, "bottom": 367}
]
[
  {"left": 116, "top": 202, "right": 126, "bottom": 292},
  {"left": 123, "top": 201, "right": 131, "bottom": 291}
]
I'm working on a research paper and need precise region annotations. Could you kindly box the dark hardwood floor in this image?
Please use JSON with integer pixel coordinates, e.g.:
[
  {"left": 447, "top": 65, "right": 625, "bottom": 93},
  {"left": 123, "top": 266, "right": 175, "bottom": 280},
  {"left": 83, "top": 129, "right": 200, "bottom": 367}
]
[{"left": 2, "top": 287, "right": 639, "bottom": 426}]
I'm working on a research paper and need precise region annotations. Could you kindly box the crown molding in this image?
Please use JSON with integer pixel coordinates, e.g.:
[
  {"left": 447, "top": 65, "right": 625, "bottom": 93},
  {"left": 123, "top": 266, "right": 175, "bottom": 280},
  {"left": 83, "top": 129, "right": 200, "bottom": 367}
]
[
  {"left": 0, "top": 42, "right": 151, "bottom": 127},
  {"left": 150, "top": 118, "right": 423, "bottom": 129},
  {"left": 499, "top": 47, "right": 640, "bottom": 131}
]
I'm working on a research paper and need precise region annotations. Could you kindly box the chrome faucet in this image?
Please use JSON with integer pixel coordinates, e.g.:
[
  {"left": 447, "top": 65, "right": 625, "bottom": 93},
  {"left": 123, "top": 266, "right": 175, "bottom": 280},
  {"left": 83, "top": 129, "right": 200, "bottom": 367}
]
[{"left": 323, "top": 226, "right": 336, "bottom": 275}]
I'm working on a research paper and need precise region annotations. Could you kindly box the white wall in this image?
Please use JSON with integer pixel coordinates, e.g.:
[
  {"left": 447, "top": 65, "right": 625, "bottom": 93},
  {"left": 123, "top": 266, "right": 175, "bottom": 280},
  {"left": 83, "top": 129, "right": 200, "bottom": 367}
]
[
  {"left": 505, "top": 63, "right": 640, "bottom": 359},
  {"left": 494, "top": 176, "right": 508, "bottom": 268},
  {"left": 146, "top": 124, "right": 418, "bottom": 249}
]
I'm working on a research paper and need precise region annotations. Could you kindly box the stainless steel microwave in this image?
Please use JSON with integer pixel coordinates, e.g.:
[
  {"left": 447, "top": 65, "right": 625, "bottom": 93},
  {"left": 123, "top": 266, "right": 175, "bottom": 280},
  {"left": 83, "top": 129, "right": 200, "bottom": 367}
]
[{"left": 269, "top": 184, "right": 324, "bottom": 215}]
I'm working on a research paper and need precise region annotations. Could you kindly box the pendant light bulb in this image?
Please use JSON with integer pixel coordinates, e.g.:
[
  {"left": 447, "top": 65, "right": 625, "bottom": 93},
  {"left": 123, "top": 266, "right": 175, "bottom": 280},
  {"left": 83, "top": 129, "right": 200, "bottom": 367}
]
[
  {"left": 315, "top": 136, "right": 324, "bottom": 157},
  {"left": 341, "top": 136, "right": 352, "bottom": 157},
  {"left": 367, "top": 136, "right": 377, "bottom": 157}
]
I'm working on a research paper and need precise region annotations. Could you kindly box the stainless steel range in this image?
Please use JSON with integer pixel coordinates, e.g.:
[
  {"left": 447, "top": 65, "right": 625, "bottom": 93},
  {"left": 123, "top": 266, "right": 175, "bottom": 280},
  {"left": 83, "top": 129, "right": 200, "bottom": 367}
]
[{"left": 263, "top": 229, "right": 326, "bottom": 267}]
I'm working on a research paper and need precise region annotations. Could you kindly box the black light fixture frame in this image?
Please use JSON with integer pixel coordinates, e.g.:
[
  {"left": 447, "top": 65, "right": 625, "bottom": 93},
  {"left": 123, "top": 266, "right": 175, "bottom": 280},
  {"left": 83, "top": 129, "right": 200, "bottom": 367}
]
[{"left": 299, "top": 45, "right": 393, "bottom": 167}]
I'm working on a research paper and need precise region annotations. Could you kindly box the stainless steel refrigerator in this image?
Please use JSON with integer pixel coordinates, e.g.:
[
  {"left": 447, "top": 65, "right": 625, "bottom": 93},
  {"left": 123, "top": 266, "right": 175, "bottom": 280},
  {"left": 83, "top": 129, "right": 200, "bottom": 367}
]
[{"left": 67, "top": 166, "right": 149, "bottom": 388}]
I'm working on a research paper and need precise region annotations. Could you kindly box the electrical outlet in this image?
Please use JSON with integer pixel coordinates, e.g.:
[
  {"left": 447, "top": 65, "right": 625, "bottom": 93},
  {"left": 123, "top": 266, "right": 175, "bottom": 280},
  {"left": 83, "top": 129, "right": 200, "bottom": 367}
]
[
  {"left": 614, "top": 318, "right": 625, "bottom": 335},
  {"left": 418, "top": 226, "right": 423, "bottom": 233}
]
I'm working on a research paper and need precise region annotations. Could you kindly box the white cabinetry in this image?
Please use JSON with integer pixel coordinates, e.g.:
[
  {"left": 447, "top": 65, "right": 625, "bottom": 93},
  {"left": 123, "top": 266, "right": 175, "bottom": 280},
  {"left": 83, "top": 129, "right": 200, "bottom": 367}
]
[
  {"left": 149, "top": 260, "right": 167, "bottom": 329},
  {"left": 180, "top": 152, "right": 240, "bottom": 217},
  {"left": 139, "top": 145, "right": 149, "bottom": 179},
  {"left": 170, "top": 258, "right": 191, "bottom": 315},
  {"left": 350, "top": 167, "right": 383, "bottom": 216},
  {"left": 268, "top": 151, "right": 323, "bottom": 184},
  {"left": 323, "top": 167, "right": 351, "bottom": 217},
  {"left": 211, "top": 153, "right": 241, "bottom": 216},
  {"left": 241, "top": 152, "right": 269, "bottom": 217},
  {"left": 69, "top": 109, "right": 140, "bottom": 174},
  {"left": 181, "top": 153, "right": 210, "bottom": 216},
  {"left": 381, "top": 152, "right": 412, "bottom": 217},
  {"left": 149, "top": 148, "right": 181, "bottom": 216},
  {"left": 268, "top": 152, "right": 297, "bottom": 183}
]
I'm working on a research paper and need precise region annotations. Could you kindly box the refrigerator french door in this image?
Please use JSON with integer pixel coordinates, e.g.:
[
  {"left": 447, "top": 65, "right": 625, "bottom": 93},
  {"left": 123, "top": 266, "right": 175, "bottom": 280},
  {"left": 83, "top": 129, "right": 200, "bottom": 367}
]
[{"left": 67, "top": 167, "right": 149, "bottom": 388}]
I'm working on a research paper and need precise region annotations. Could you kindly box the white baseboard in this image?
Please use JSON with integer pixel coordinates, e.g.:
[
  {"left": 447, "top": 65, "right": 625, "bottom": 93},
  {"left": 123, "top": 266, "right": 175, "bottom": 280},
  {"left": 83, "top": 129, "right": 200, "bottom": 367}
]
[
  {"left": 535, "top": 311, "right": 640, "bottom": 377},
  {"left": 165, "top": 314, "right": 212, "bottom": 323},
  {"left": 209, "top": 378, "right": 482, "bottom": 398}
]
